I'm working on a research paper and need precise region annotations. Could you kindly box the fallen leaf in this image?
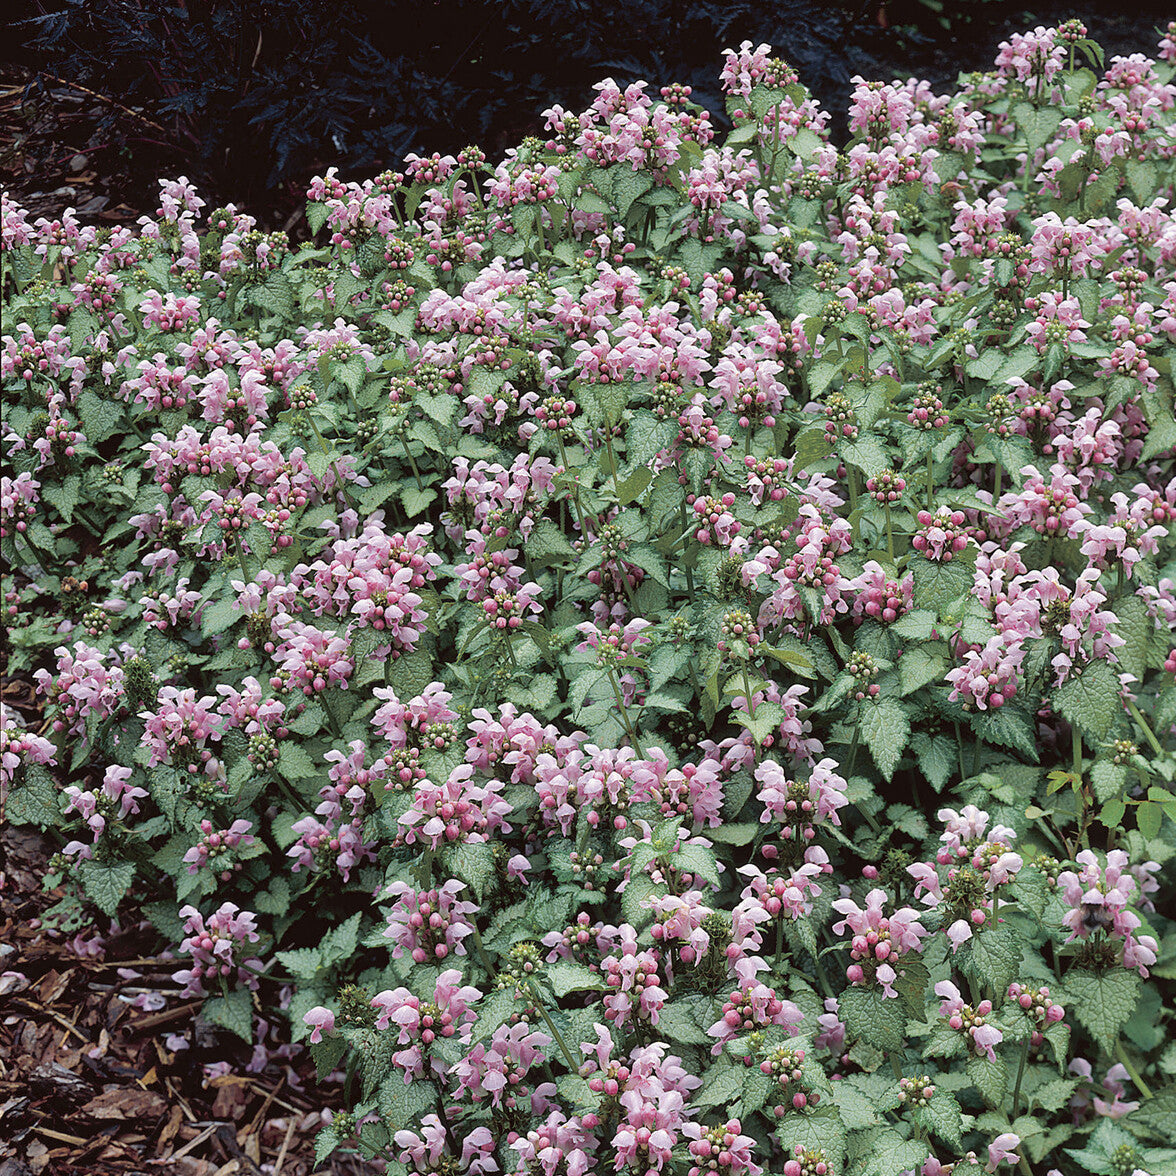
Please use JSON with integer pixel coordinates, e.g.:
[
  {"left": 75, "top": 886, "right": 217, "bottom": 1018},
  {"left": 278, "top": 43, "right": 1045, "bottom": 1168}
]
[{"left": 81, "top": 1088, "right": 167, "bottom": 1121}]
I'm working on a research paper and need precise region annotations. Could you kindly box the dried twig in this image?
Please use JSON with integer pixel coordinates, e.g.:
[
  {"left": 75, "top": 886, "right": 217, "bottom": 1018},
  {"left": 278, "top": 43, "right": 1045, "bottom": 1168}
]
[
  {"left": 32, "top": 73, "right": 171, "bottom": 137},
  {"left": 272, "top": 1118, "right": 297, "bottom": 1176}
]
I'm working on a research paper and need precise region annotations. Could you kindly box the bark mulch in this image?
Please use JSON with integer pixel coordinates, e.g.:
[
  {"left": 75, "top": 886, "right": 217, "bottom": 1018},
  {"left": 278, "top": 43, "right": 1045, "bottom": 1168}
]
[{"left": 0, "top": 825, "right": 372, "bottom": 1176}]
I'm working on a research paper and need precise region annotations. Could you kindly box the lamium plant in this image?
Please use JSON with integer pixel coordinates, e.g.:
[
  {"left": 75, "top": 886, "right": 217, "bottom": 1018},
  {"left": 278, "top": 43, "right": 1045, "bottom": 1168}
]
[{"left": 3, "top": 18, "right": 1176, "bottom": 1176}]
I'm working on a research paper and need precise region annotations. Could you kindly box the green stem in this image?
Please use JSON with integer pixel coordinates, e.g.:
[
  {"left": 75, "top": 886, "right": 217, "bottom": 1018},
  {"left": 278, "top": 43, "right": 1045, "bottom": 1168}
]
[
  {"left": 469, "top": 923, "right": 496, "bottom": 979},
  {"left": 399, "top": 435, "right": 423, "bottom": 491},
  {"left": 889, "top": 1052, "right": 904, "bottom": 1083},
  {"left": 306, "top": 415, "right": 355, "bottom": 511},
  {"left": 527, "top": 981, "right": 579, "bottom": 1071},
  {"left": 1115, "top": 1041, "right": 1154, "bottom": 1099},
  {"left": 557, "top": 435, "right": 587, "bottom": 538},
  {"left": 774, "top": 918, "right": 785, "bottom": 973},
  {"left": 607, "top": 667, "right": 642, "bottom": 757},
  {"left": 884, "top": 503, "right": 895, "bottom": 563},
  {"left": 993, "top": 462, "right": 1002, "bottom": 504},
  {"left": 603, "top": 427, "right": 619, "bottom": 486},
  {"left": 954, "top": 721, "right": 967, "bottom": 783},
  {"left": 233, "top": 532, "right": 252, "bottom": 584},
  {"left": 434, "top": 1090, "right": 460, "bottom": 1158},
  {"left": 848, "top": 468, "right": 860, "bottom": 542},
  {"left": 679, "top": 501, "right": 696, "bottom": 602},
  {"left": 811, "top": 948, "right": 834, "bottom": 999},
  {"left": 925, "top": 451, "right": 934, "bottom": 511},
  {"left": 845, "top": 728, "right": 860, "bottom": 779},
  {"left": 856, "top": 796, "right": 882, "bottom": 835},
  {"left": 1127, "top": 700, "right": 1164, "bottom": 757},
  {"left": 1011, "top": 1037, "right": 1030, "bottom": 1119},
  {"left": 742, "top": 665, "right": 757, "bottom": 718}
]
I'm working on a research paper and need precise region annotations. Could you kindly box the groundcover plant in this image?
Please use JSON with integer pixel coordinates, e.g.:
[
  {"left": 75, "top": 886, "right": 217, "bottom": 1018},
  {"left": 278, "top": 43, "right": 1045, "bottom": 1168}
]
[{"left": 3, "top": 17, "right": 1176, "bottom": 1176}]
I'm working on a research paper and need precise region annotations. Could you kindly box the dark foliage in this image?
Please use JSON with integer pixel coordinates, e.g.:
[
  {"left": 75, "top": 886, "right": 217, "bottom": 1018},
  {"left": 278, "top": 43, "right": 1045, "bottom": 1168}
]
[{"left": 8, "top": 0, "right": 1171, "bottom": 211}]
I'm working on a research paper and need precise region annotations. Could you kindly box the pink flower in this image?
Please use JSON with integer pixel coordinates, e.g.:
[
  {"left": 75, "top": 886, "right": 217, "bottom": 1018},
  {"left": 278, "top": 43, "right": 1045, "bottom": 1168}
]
[
  {"left": 370, "top": 968, "right": 481, "bottom": 1083},
  {"left": 383, "top": 879, "right": 479, "bottom": 963},
  {"left": 832, "top": 888, "right": 928, "bottom": 998},
  {"left": 934, "top": 980, "right": 1003, "bottom": 1061},
  {"left": 303, "top": 1007, "right": 335, "bottom": 1044},
  {"left": 986, "top": 1132, "right": 1021, "bottom": 1171}
]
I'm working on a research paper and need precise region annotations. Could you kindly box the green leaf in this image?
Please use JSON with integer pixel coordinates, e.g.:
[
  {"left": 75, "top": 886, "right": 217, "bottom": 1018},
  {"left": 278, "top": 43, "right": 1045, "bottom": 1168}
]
[
  {"left": 306, "top": 202, "right": 330, "bottom": 235},
  {"left": 585, "top": 381, "right": 630, "bottom": 427},
  {"left": 1091, "top": 759, "right": 1128, "bottom": 803},
  {"left": 1007, "top": 866, "right": 1048, "bottom": 921},
  {"left": 42, "top": 474, "right": 81, "bottom": 524},
  {"left": 706, "top": 822, "right": 759, "bottom": 846},
  {"left": 77, "top": 391, "right": 124, "bottom": 444},
  {"left": 1126, "top": 158, "right": 1158, "bottom": 204},
  {"left": 962, "top": 923, "right": 1021, "bottom": 996},
  {"left": 612, "top": 168, "right": 654, "bottom": 218},
  {"left": 840, "top": 435, "right": 889, "bottom": 477},
  {"left": 527, "top": 517, "right": 577, "bottom": 564},
  {"left": 201, "top": 596, "right": 239, "bottom": 638},
  {"left": 831, "top": 1081, "right": 883, "bottom": 1130},
  {"left": 276, "top": 946, "right": 326, "bottom": 981},
  {"left": 967, "top": 1051, "right": 1008, "bottom": 1107},
  {"left": 912, "top": 1092, "right": 964, "bottom": 1149},
  {"left": 1128, "top": 1082, "right": 1176, "bottom": 1144},
  {"left": 1013, "top": 102, "right": 1063, "bottom": 155},
  {"left": 899, "top": 646, "right": 948, "bottom": 696},
  {"left": 626, "top": 410, "right": 679, "bottom": 465},
  {"left": 1112, "top": 594, "right": 1153, "bottom": 685},
  {"left": 445, "top": 841, "right": 496, "bottom": 901},
  {"left": 1137, "top": 800, "right": 1163, "bottom": 840},
  {"left": 401, "top": 485, "right": 438, "bottom": 518},
  {"left": 840, "top": 985, "right": 908, "bottom": 1053},
  {"left": 79, "top": 859, "right": 136, "bottom": 916},
  {"left": 278, "top": 741, "right": 319, "bottom": 781},
  {"left": 760, "top": 642, "right": 815, "bottom": 678},
  {"left": 912, "top": 558, "right": 973, "bottom": 613},
  {"left": 1066, "top": 968, "right": 1141, "bottom": 1056},
  {"left": 1054, "top": 661, "right": 1122, "bottom": 742},
  {"left": 7, "top": 763, "right": 60, "bottom": 826},
  {"left": 627, "top": 543, "right": 670, "bottom": 588},
  {"left": 891, "top": 609, "right": 937, "bottom": 641},
  {"left": 615, "top": 465, "right": 652, "bottom": 506},
  {"left": 696, "top": 1062, "right": 743, "bottom": 1109},
  {"left": 203, "top": 988, "right": 254, "bottom": 1042},
  {"left": 734, "top": 700, "right": 786, "bottom": 746},
  {"left": 313, "top": 1126, "right": 340, "bottom": 1166},
  {"left": 860, "top": 1134, "right": 930, "bottom": 1176},
  {"left": 655, "top": 996, "right": 713, "bottom": 1045},
  {"left": 388, "top": 648, "right": 435, "bottom": 698},
  {"left": 911, "top": 732, "right": 956, "bottom": 793},
  {"left": 323, "top": 912, "right": 362, "bottom": 965},
  {"left": 545, "top": 959, "right": 604, "bottom": 998},
  {"left": 973, "top": 704, "right": 1039, "bottom": 760},
  {"left": 859, "top": 700, "right": 910, "bottom": 782},
  {"left": 378, "top": 1076, "right": 437, "bottom": 1129},
  {"left": 776, "top": 1106, "right": 845, "bottom": 1170}
]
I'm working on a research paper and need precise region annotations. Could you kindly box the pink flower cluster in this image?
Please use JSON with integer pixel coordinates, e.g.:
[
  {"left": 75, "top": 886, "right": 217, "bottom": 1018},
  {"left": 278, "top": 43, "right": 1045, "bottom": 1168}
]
[
  {"left": 370, "top": 968, "right": 481, "bottom": 1082},
  {"left": 1058, "top": 849, "right": 1159, "bottom": 976},
  {"left": 832, "top": 888, "right": 929, "bottom": 998},
  {"left": 173, "top": 902, "right": 263, "bottom": 997}
]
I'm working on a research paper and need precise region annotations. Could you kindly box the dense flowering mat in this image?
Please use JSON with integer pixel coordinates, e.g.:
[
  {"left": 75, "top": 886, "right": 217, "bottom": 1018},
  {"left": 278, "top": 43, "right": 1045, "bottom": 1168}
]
[{"left": 3, "top": 18, "right": 1176, "bottom": 1176}]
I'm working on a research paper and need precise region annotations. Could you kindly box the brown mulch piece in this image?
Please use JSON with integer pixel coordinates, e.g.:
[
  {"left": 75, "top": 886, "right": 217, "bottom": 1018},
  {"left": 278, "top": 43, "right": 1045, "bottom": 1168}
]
[{"left": 0, "top": 827, "right": 376, "bottom": 1176}]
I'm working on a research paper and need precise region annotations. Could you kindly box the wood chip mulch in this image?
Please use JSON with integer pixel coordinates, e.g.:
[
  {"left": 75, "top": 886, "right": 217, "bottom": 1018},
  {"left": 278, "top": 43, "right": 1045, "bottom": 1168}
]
[{"left": 0, "top": 825, "right": 376, "bottom": 1176}]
